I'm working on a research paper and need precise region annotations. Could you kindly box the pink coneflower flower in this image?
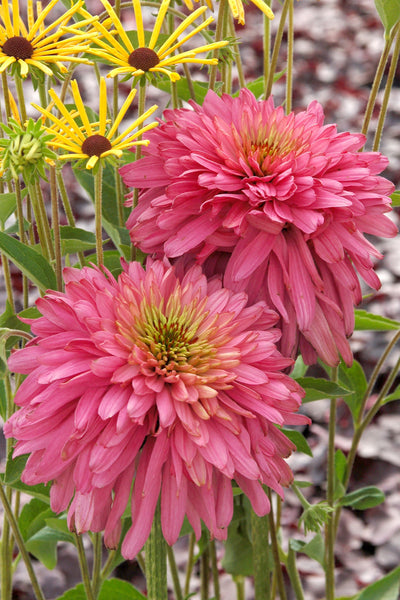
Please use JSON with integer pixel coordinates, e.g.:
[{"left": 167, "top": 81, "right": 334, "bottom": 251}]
[
  {"left": 5, "top": 260, "right": 307, "bottom": 558},
  {"left": 121, "top": 89, "right": 397, "bottom": 366}
]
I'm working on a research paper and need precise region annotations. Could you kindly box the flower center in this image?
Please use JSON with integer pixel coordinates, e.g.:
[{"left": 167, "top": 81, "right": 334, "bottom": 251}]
[
  {"left": 81, "top": 134, "right": 112, "bottom": 157},
  {"left": 2, "top": 36, "right": 34, "bottom": 60},
  {"left": 241, "top": 116, "right": 311, "bottom": 176},
  {"left": 138, "top": 305, "right": 210, "bottom": 374},
  {"left": 128, "top": 47, "right": 160, "bottom": 71}
]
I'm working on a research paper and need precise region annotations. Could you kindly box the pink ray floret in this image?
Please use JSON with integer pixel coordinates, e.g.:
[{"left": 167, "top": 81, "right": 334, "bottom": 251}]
[
  {"left": 5, "top": 260, "right": 307, "bottom": 558},
  {"left": 121, "top": 89, "right": 397, "bottom": 366}
]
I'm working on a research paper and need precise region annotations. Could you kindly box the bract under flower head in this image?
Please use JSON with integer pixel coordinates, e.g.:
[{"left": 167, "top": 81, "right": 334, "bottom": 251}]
[
  {"left": 5, "top": 259, "right": 307, "bottom": 558},
  {"left": 121, "top": 89, "right": 398, "bottom": 367},
  {"left": 0, "top": 0, "right": 95, "bottom": 78}
]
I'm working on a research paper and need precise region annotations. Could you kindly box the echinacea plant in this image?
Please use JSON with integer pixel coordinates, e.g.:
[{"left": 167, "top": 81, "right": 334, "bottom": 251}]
[{"left": 1, "top": 1, "right": 400, "bottom": 600}]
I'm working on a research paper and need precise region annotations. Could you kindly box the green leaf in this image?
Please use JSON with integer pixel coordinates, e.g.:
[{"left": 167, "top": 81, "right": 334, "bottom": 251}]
[
  {"left": 0, "top": 188, "right": 28, "bottom": 226},
  {"left": 60, "top": 226, "right": 96, "bottom": 255},
  {"left": 0, "top": 192, "right": 16, "bottom": 226},
  {"left": 222, "top": 498, "right": 254, "bottom": 576},
  {"left": 0, "top": 301, "right": 39, "bottom": 351},
  {"left": 382, "top": 383, "right": 400, "bottom": 404},
  {"left": 289, "top": 533, "right": 325, "bottom": 567},
  {"left": 295, "top": 377, "right": 351, "bottom": 403},
  {"left": 18, "top": 498, "right": 51, "bottom": 540},
  {"left": 156, "top": 77, "right": 213, "bottom": 104},
  {"left": 3, "top": 452, "right": 50, "bottom": 503},
  {"left": 98, "top": 579, "right": 147, "bottom": 600},
  {"left": 56, "top": 583, "right": 87, "bottom": 600},
  {"left": 0, "top": 231, "right": 56, "bottom": 291},
  {"left": 354, "top": 309, "right": 400, "bottom": 331},
  {"left": 390, "top": 190, "right": 400, "bottom": 207},
  {"left": 26, "top": 525, "right": 74, "bottom": 569},
  {"left": 102, "top": 218, "right": 131, "bottom": 260},
  {"left": 335, "top": 449, "right": 347, "bottom": 486},
  {"left": 374, "top": 0, "right": 400, "bottom": 37},
  {"left": 338, "top": 360, "right": 368, "bottom": 422},
  {"left": 283, "top": 429, "right": 313, "bottom": 457},
  {"left": 356, "top": 565, "right": 400, "bottom": 599},
  {"left": 339, "top": 486, "right": 385, "bottom": 510},
  {"left": 290, "top": 355, "right": 308, "bottom": 379}
]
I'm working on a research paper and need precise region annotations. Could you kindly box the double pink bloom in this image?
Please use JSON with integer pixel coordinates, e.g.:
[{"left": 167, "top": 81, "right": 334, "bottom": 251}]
[
  {"left": 5, "top": 261, "right": 307, "bottom": 558},
  {"left": 122, "top": 89, "right": 397, "bottom": 365}
]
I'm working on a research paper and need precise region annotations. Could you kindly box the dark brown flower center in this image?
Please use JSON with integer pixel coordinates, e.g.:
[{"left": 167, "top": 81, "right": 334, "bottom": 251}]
[
  {"left": 128, "top": 47, "right": 160, "bottom": 71},
  {"left": 2, "top": 36, "right": 34, "bottom": 60},
  {"left": 81, "top": 134, "right": 112, "bottom": 157}
]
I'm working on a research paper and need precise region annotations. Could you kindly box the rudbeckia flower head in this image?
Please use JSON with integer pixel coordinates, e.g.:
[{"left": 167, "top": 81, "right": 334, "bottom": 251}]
[
  {"left": 121, "top": 89, "right": 398, "bottom": 367},
  {"left": 85, "top": 0, "right": 228, "bottom": 82},
  {"left": 32, "top": 77, "right": 158, "bottom": 170},
  {"left": 0, "top": 0, "right": 96, "bottom": 78},
  {"left": 5, "top": 259, "right": 307, "bottom": 558}
]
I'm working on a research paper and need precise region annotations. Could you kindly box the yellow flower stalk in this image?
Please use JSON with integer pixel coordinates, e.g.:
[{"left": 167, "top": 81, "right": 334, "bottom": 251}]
[
  {"left": 32, "top": 77, "right": 158, "bottom": 170},
  {"left": 0, "top": 0, "right": 96, "bottom": 78},
  {"left": 83, "top": 0, "right": 228, "bottom": 82}
]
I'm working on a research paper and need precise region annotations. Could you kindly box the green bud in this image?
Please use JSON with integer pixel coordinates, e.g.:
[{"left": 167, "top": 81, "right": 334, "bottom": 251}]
[
  {"left": 0, "top": 117, "right": 56, "bottom": 182},
  {"left": 298, "top": 501, "right": 334, "bottom": 535}
]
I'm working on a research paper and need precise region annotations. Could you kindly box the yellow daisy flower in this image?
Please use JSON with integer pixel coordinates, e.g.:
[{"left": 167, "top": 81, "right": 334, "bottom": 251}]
[
  {"left": 83, "top": 0, "right": 228, "bottom": 82},
  {"left": 181, "top": 0, "right": 274, "bottom": 25},
  {"left": 0, "top": 0, "right": 96, "bottom": 78},
  {"left": 32, "top": 77, "right": 158, "bottom": 170},
  {"left": 228, "top": 0, "right": 274, "bottom": 25}
]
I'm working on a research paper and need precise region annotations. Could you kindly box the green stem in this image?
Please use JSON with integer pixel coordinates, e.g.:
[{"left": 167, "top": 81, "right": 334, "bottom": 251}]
[
  {"left": 1, "top": 485, "right": 13, "bottom": 600},
  {"left": 1, "top": 71, "right": 12, "bottom": 119},
  {"left": 132, "top": 80, "right": 147, "bottom": 212},
  {"left": 50, "top": 166, "right": 62, "bottom": 290},
  {"left": 13, "top": 178, "right": 29, "bottom": 307},
  {"left": 325, "top": 367, "right": 338, "bottom": 600},
  {"left": 27, "top": 181, "right": 51, "bottom": 261},
  {"left": 361, "top": 26, "right": 396, "bottom": 137},
  {"left": 358, "top": 329, "right": 400, "bottom": 424},
  {"left": 14, "top": 75, "right": 27, "bottom": 123},
  {"left": 210, "top": 539, "right": 220, "bottom": 600},
  {"left": 74, "top": 533, "right": 96, "bottom": 600},
  {"left": 184, "top": 533, "right": 196, "bottom": 597},
  {"left": 1, "top": 252, "right": 15, "bottom": 310},
  {"left": 285, "top": 0, "right": 294, "bottom": 114},
  {"left": 265, "top": 0, "right": 290, "bottom": 98},
  {"left": 287, "top": 545, "right": 305, "bottom": 600},
  {"left": 183, "top": 62, "right": 196, "bottom": 100},
  {"left": 209, "top": 0, "right": 227, "bottom": 91},
  {"left": 228, "top": 15, "right": 245, "bottom": 89},
  {"left": 91, "top": 533, "right": 103, "bottom": 599},
  {"left": 167, "top": 545, "right": 184, "bottom": 600},
  {"left": 0, "top": 483, "right": 46, "bottom": 600},
  {"left": 37, "top": 78, "right": 49, "bottom": 111},
  {"left": 99, "top": 549, "right": 117, "bottom": 581},
  {"left": 94, "top": 164, "right": 104, "bottom": 266},
  {"left": 144, "top": 501, "right": 167, "bottom": 600},
  {"left": 200, "top": 544, "right": 210, "bottom": 600},
  {"left": 263, "top": 7, "right": 272, "bottom": 98},
  {"left": 234, "top": 575, "right": 245, "bottom": 600},
  {"left": 251, "top": 510, "right": 271, "bottom": 600},
  {"left": 267, "top": 490, "right": 287, "bottom": 600},
  {"left": 56, "top": 168, "right": 85, "bottom": 267},
  {"left": 373, "top": 22, "right": 400, "bottom": 151}
]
